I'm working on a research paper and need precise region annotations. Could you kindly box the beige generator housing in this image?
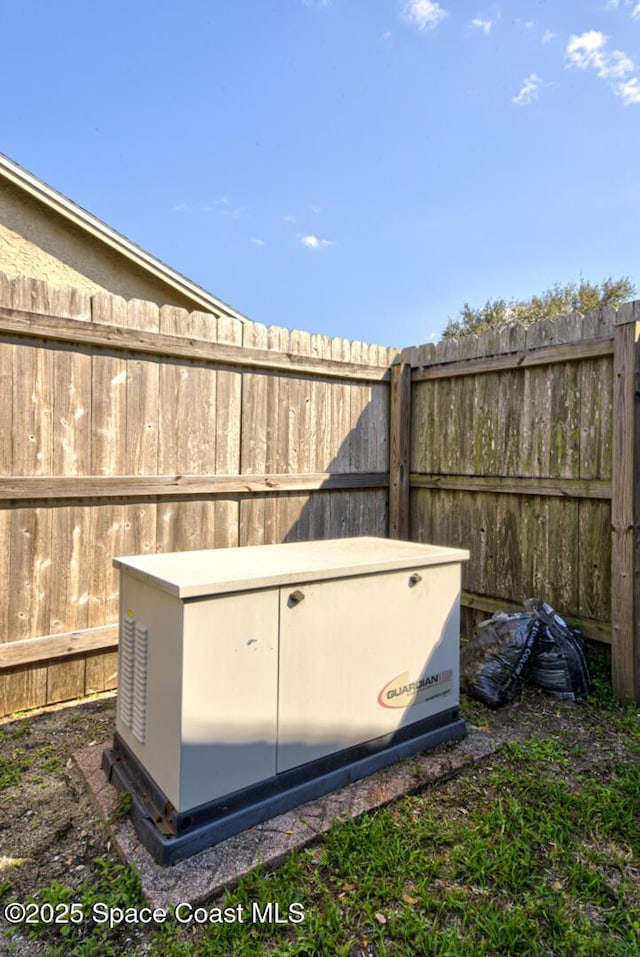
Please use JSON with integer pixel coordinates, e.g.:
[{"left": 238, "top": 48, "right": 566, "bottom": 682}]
[{"left": 103, "top": 537, "right": 469, "bottom": 864}]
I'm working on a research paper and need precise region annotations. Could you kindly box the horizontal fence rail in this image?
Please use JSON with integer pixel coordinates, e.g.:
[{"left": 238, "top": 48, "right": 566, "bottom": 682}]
[
  {"left": 0, "top": 472, "right": 390, "bottom": 501},
  {"left": 0, "top": 306, "right": 390, "bottom": 382}
]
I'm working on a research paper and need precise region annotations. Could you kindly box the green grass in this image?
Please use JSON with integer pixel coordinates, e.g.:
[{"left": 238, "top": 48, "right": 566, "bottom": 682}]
[
  {"left": 22, "top": 859, "right": 146, "bottom": 957},
  {"left": 0, "top": 743, "right": 61, "bottom": 790},
  {"left": 13, "top": 687, "right": 640, "bottom": 957}
]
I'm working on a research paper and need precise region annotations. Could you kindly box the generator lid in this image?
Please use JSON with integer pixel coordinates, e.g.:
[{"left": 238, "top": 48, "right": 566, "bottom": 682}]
[{"left": 113, "top": 537, "right": 469, "bottom": 599}]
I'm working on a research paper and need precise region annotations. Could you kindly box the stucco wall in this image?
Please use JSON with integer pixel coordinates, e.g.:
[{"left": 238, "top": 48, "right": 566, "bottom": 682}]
[{"left": 0, "top": 180, "right": 203, "bottom": 311}]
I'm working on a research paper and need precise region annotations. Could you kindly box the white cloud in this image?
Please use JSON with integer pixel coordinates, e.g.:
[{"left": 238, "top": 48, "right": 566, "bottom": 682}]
[
  {"left": 250, "top": 237, "right": 266, "bottom": 246},
  {"left": 512, "top": 73, "right": 542, "bottom": 105},
  {"left": 172, "top": 203, "right": 191, "bottom": 213},
  {"left": 617, "top": 76, "right": 640, "bottom": 103},
  {"left": 402, "top": 1, "right": 448, "bottom": 31},
  {"left": 301, "top": 234, "right": 334, "bottom": 249},
  {"left": 471, "top": 17, "right": 492, "bottom": 34},
  {"left": 303, "top": 0, "right": 331, "bottom": 8},
  {"left": 542, "top": 29, "right": 555, "bottom": 44},
  {"left": 566, "top": 31, "right": 633, "bottom": 78},
  {"left": 566, "top": 30, "right": 639, "bottom": 103},
  {"left": 606, "top": 0, "right": 640, "bottom": 10}
]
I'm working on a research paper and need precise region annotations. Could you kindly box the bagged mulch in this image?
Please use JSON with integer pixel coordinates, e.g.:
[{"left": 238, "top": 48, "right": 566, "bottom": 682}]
[
  {"left": 461, "top": 599, "right": 591, "bottom": 708},
  {"left": 523, "top": 599, "right": 592, "bottom": 701}
]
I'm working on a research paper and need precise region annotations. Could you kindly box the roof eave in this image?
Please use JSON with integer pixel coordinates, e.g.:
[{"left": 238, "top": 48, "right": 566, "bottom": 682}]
[{"left": 0, "top": 152, "right": 248, "bottom": 323}]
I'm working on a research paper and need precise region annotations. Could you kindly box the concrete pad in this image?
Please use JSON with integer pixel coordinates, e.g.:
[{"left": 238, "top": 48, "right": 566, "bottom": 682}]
[{"left": 72, "top": 728, "right": 499, "bottom": 910}]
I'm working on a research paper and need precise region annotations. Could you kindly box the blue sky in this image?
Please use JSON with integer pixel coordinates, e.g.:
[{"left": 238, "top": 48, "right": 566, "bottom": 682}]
[{"left": 2, "top": 0, "right": 640, "bottom": 347}]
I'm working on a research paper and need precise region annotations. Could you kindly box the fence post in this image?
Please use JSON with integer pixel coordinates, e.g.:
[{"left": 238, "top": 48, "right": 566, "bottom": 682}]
[
  {"left": 389, "top": 360, "right": 411, "bottom": 539},
  {"left": 611, "top": 303, "right": 640, "bottom": 703}
]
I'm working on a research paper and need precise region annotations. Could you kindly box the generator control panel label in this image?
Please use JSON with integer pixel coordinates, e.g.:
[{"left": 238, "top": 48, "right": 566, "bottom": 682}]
[{"left": 378, "top": 669, "right": 453, "bottom": 709}]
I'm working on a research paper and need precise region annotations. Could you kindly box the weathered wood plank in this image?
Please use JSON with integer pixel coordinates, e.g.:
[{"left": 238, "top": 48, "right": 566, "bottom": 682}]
[
  {"left": 611, "top": 310, "right": 640, "bottom": 701},
  {"left": 389, "top": 362, "right": 411, "bottom": 539},
  {"left": 497, "top": 370, "right": 523, "bottom": 477},
  {"left": 288, "top": 330, "right": 316, "bottom": 541},
  {"left": 125, "top": 299, "right": 160, "bottom": 475},
  {"left": 7, "top": 280, "right": 55, "bottom": 661},
  {"left": 239, "top": 321, "right": 269, "bottom": 546},
  {"left": 469, "top": 491, "right": 497, "bottom": 599},
  {"left": 578, "top": 499, "right": 611, "bottom": 625},
  {"left": 0, "top": 306, "right": 390, "bottom": 382},
  {"left": 8, "top": 506, "right": 53, "bottom": 639},
  {"left": 348, "top": 341, "right": 371, "bottom": 535},
  {"left": 122, "top": 301, "right": 159, "bottom": 566},
  {"left": 215, "top": 315, "right": 242, "bottom": 547},
  {"left": 156, "top": 307, "right": 218, "bottom": 553},
  {"left": 548, "top": 360, "right": 580, "bottom": 478},
  {"left": 46, "top": 657, "right": 86, "bottom": 705},
  {"left": 493, "top": 493, "right": 525, "bottom": 601},
  {"left": 46, "top": 288, "right": 93, "bottom": 639},
  {"left": 366, "top": 348, "right": 390, "bottom": 474},
  {"left": 49, "top": 505, "right": 90, "bottom": 636},
  {"left": 0, "top": 472, "right": 389, "bottom": 500},
  {"left": 0, "top": 664, "right": 47, "bottom": 715},
  {"left": 330, "top": 337, "right": 352, "bottom": 471},
  {"left": 0, "top": 509, "right": 9, "bottom": 642},
  {"left": 522, "top": 366, "right": 551, "bottom": 477},
  {"left": 0, "top": 276, "right": 13, "bottom": 477},
  {"left": 308, "top": 333, "right": 333, "bottom": 538},
  {"left": 87, "top": 294, "right": 129, "bottom": 629},
  {"left": 461, "top": 590, "right": 611, "bottom": 644},
  {"left": 84, "top": 650, "right": 119, "bottom": 695},
  {"left": 546, "top": 497, "right": 580, "bottom": 611},
  {"left": 579, "top": 355, "right": 613, "bottom": 480},
  {"left": 348, "top": 341, "right": 369, "bottom": 476},
  {"left": 262, "top": 328, "right": 283, "bottom": 544},
  {"left": 86, "top": 503, "right": 123, "bottom": 628},
  {"left": 0, "top": 624, "right": 118, "bottom": 668},
  {"left": 411, "top": 335, "right": 614, "bottom": 381},
  {"left": 409, "top": 473, "right": 611, "bottom": 499},
  {"left": 312, "top": 333, "right": 332, "bottom": 472},
  {"left": 410, "top": 380, "right": 430, "bottom": 473}
]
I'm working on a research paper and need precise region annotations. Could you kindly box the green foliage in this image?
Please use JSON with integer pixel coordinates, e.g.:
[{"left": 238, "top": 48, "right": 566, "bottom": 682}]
[
  {"left": 443, "top": 275, "right": 636, "bottom": 339},
  {"left": 8, "top": 690, "right": 639, "bottom": 957},
  {"left": 0, "top": 744, "right": 61, "bottom": 790},
  {"left": 148, "top": 720, "right": 640, "bottom": 957},
  {"left": 23, "top": 859, "right": 145, "bottom": 957}
]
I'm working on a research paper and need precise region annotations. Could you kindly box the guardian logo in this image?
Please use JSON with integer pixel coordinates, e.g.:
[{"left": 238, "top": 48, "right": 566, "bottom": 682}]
[{"left": 377, "top": 669, "right": 453, "bottom": 709}]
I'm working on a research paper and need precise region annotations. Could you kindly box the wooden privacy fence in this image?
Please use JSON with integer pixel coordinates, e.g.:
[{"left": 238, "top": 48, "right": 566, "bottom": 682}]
[
  {"left": 0, "top": 275, "right": 396, "bottom": 716},
  {"left": 395, "top": 302, "right": 640, "bottom": 704},
  {"left": 1, "top": 273, "right": 639, "bottom": 715}
]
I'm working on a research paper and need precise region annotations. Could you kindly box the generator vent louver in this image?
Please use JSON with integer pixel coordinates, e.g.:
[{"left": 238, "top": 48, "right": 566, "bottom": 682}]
[{"left": 119, "top": 616, "right": 148, "bottom": 743}]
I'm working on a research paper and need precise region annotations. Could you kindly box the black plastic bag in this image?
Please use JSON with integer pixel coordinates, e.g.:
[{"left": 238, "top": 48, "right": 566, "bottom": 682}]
[
  {"left": 461, "top": 612, "right": 543, "bottom": 708},
  {"left": 524, "top": 599, "right": 592, "bottom": 701}
]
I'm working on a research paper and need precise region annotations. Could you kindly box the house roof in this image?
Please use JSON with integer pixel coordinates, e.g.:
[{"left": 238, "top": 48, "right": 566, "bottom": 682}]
[{"left": 0, "top": 152, "right": 248, "bottom": 322}]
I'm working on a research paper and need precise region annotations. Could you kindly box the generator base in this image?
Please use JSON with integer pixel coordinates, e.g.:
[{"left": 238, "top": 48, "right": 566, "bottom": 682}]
[{"left": 102, "top": 710, "right": 466, "bottom": 866}]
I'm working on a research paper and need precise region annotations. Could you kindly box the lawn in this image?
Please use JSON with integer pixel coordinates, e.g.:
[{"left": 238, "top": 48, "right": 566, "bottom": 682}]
[{"left": 1, "top": 647, "right": 638, "bottom": 956}]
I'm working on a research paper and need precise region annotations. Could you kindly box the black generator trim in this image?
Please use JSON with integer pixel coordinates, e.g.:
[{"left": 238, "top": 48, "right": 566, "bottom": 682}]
[{"left": 102, "top": 710, "right": 466, "bottom": 866}]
